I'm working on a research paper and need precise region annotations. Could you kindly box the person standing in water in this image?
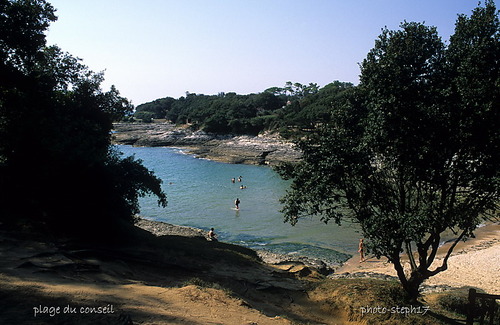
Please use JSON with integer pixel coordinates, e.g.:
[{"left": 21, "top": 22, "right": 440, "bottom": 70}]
[{"left": 234, "top": 198, "right": 240, "bottom": 210}]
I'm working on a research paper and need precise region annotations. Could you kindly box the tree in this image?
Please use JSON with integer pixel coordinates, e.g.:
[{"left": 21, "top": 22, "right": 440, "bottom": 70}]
[
  {"left": 264, "top": 81, "right": 319, "bottom": 99},
  {"left": 277, "top": 3, "right": 499, "bottom": 300},
  {"left": 0, "top": 0, "right": 166, "bottom": 237},
  {"left": 135, "top": 97, "right": 175, "bottom": 119}
]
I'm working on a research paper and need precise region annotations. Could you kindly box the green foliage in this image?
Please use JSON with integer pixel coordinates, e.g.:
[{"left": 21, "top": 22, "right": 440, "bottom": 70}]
[
  {"left": 135, "top": 97, "right": 175, "bottom": 119},
  {"left": 0, "top": 0, "right": 166, "bottom": 238},
  {"left": 134, "top": 110, "right": 155, "bottom": 123},
  {"left": 265, "top": 81, "right": 320, "bottom": 98},
  {"left": 277, "top": 2, "right": 500, "bottom": 299},
  {"left": 437, "top": 293, "right": 469, "bottom": 316},
  {"left": 160, "top": 91, "right": 286, "bottom": 135},
  {"left": 134, "top": 81, "right": 353, "bottom": 136},
  {"left": 277, "top": 81, "right": 354, "bottom": 136},
  {"left": 0, "top": 0, "right": 56, "bottom": 72},
  {"left": 104, "top": 150, "right": 167, "bottom": 220}
]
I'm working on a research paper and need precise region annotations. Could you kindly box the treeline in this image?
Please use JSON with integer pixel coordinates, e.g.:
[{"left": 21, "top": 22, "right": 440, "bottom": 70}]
[{"left": 134, "top": 81, "right": 354, "bottom": 136}]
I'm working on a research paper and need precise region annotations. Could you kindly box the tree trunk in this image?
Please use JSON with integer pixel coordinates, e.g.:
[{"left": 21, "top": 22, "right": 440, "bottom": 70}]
[{"left": 404, "top": 272, "right": 426, "bottom": 301}]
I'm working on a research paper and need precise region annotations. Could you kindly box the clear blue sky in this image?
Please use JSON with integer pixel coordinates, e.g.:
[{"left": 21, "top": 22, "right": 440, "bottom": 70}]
[{"left": 45, "top": 0, "right": 493, "bottom": 106}]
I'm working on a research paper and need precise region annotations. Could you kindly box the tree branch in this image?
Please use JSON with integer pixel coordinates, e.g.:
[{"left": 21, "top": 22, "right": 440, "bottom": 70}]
[
  {"left": 426, "top": 233, "right": 441, "bottom": 268},
  {"left": 405, "top": 240, "right": 418, "bottom": 271},
  {"left": 428, "top": 228, "right": 466, "bottom": 276},
  {"left": 391, "top": 250, "right": 409, "bottom": 289}
]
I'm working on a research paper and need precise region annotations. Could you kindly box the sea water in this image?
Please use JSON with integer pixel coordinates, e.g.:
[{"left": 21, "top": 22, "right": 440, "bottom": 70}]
[{"left": 116, "top": 145, "right": 361, "bottom": 265}]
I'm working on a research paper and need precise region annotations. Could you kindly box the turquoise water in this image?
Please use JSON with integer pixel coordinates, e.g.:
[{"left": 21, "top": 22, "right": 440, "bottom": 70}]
[{"left": 117, "top": 145, "right": 361, "bottom": 265}]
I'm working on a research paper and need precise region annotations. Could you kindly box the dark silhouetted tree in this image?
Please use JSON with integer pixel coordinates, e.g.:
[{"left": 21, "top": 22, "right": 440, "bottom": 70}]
[{"left": 0, "top": 0, "right": 166, "bottom": 238}]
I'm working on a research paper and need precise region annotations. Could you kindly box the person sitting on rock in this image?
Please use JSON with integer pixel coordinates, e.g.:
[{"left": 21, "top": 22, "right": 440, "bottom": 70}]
[{"left": 207, "top": 228, "right": 218, "bottom": 242}]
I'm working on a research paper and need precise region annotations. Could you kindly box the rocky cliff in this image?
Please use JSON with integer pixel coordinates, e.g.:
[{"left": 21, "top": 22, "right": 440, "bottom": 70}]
[{"left": 112, "top": 123, "right": 301, "bottom": 165}]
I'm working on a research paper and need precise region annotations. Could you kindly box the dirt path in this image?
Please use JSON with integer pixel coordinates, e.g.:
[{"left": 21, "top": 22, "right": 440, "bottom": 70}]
[
  {"left": 0, "top": 273, "right": 294, "bottom": 325},
  {"left": 0, "top": 225, "right": 347, "bottom": 325}
]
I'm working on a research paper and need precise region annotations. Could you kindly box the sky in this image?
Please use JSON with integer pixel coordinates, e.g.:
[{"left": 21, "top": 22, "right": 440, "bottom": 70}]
[{"left": 45, "top": 0, "right": 494, "bottom": 106}]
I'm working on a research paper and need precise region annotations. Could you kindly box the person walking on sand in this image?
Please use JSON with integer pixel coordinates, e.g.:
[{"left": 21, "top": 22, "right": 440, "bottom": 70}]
[
  {"left": 358, "top": 238, "right": 365, "bottom": 263},
  {"left": 234, "top": 198, "right": 240, "bottom": 210}
]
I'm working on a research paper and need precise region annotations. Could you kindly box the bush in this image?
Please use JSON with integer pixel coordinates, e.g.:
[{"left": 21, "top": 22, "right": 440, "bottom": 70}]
[
  {"left": 437, "top": 293, "right": 469, "bottom": 316},
  {"left": 134, "top": 111, "right": 155, "bottom": 123}
]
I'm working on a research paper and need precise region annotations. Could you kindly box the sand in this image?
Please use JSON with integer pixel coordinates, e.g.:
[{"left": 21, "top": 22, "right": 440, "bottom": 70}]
[
  {"left": 335, "top": 223, "right": 500, "bottom": 295},
  {"left": 1, "top": 220, "right": 498, "bottom": 324},
  {"left": 0, "top": 273, "right": 291, "bottom": 325},
  {"left": 0, "top": 222, "right": 343, "bottom": 325}
]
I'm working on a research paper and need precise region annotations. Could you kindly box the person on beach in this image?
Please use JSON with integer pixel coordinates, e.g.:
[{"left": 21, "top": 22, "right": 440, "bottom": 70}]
[
  {"left": 207, "top": 228, "right": 218, "bottom": 241},
  {"left": 235, "top": 198, "right": 240, "bottom": 210},
  {"left": 359, "top": 238, "right": 365, "bottom": 262}
]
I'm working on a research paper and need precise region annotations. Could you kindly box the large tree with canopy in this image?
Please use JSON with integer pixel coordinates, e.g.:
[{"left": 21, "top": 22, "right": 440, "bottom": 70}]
[{"left": 277, "top": 1, "right": 499, "bottom": 299}]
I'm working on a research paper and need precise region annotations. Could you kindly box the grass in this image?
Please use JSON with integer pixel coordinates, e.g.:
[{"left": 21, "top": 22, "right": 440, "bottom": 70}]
[
  {"left": 182, "top": 277, "right": 230, "bottom": 293},
  {"left": 436, "top": 290, "right": 470, "bottom": 317},
  {"left": 433, "top": 289, "right": 500, "bottom": 325},
  {"left": 306, "top": 278, "right": 491, "bottom": 325}
]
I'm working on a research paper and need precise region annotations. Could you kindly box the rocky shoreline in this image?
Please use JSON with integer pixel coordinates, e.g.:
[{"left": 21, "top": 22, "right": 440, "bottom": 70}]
[
  {"left": 112, "top": 122, "right": 301, "bottom": 165},
  {"left": 135, "top": 218, "right": 500, "bottom": 295},
  {"left": 135, "top": 217, "right": 335, "bottom": 276}
]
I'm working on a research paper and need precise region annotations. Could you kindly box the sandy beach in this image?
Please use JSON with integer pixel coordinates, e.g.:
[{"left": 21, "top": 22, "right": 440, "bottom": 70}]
[{"left": 335, "top": 222, "right": 500, "bottom": 295}]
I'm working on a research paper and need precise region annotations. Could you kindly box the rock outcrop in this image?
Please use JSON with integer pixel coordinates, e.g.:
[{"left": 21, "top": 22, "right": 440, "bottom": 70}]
[
  {"left": 112, "top": 123, "right": 301, "bottom": 165},
  {"left": 135, "top": 217, "right": 334, "bottom": 276}
]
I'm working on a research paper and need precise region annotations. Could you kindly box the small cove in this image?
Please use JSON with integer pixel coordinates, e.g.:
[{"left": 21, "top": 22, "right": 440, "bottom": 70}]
[{"left": 117, "top": 145, "right": 361, "bottom": 265}]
